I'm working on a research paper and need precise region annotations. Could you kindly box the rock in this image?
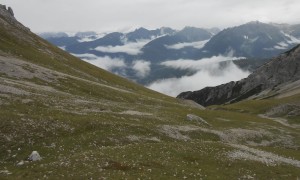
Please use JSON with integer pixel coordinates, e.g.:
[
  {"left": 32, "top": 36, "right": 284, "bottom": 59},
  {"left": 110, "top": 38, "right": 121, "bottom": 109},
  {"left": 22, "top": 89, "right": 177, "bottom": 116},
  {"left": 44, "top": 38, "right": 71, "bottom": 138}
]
[
  {"left": 17, "top": 160, "right": 24, "bottom": 166},
  {"left": 28, "top": 151, "right": 42, "bottom": 161},
  {"left": 177, "top": 45, "right": 300, "bottom": 106},
  {"left": 265, "top": 104, "right": 300, "bottom": 117},
  {"left": 0, "top": 170, "right": 12, "bottom": 175},
  {"left": 7, "top": 7, "right": 14, "bottom": 16},
  {"left": 0, "top": 4, "right": 6, "bottom": 10},
  {"left": 187, "top": 114, "right": 210, "bottom": 126}
]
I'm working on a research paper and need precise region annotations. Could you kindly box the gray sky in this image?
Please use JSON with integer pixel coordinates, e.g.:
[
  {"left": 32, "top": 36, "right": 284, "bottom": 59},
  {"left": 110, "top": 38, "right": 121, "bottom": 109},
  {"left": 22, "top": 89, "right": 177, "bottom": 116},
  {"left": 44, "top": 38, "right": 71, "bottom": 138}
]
[{"left": 2, "top": 0, "right": 300, "bottom": 32}]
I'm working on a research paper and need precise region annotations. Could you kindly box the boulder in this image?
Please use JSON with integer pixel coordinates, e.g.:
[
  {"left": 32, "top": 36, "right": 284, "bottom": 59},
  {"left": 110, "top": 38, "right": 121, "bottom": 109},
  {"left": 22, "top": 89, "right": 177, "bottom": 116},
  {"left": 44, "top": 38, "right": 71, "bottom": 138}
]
[
  {"left": 28, "top": 151, "right": 41, "bottom": 161},
  {"left": 16, "top": 160, "right": 25, "bottom": 166},
  {"left": 187, "top": 114, "right": 210, "bottom": 126}
]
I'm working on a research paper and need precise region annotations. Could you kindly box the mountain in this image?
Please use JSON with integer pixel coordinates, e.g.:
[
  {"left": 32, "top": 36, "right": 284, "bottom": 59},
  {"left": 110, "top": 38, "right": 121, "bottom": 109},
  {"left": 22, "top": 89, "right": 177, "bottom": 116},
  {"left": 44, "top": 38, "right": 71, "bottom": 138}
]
[
  {"left": 271, "top": 23, "right": 300, "bottom": 38},
  {"left": 41, "top": 27, "right": 216, "bottom": 84},
  {"left": 61, "top": 27, "right": 176, "bottom": 54},
  {"left": 139, "top": 27, "right": 213, "bottom": 62},
  {"left": 38, "top": 22, "right": 300, "bottom": 87},
  {"left": 1, "top": 4, "right": 300, "bottom": 179},
  {"left": 39, "top": 32, "right": 69, "bottom": 39},
  {"left": 178, "top": 44, "right": 300, "bottom": 106},
  {"left": 66, "top": 32, "right": 125, "bottom": 54},
  {"left": 126, "top": 27, "right": 176, "bottom": 42},
  {"left": 201, "top": 21, "right": 300, "bottom": 58}
]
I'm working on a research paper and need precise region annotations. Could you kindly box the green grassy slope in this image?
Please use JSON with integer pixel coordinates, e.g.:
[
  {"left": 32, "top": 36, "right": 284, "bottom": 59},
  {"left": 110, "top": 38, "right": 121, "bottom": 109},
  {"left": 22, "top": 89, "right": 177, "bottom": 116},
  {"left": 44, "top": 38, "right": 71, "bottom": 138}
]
[{"left": 0, "top": 10, "right": 300, "bottom": 179}]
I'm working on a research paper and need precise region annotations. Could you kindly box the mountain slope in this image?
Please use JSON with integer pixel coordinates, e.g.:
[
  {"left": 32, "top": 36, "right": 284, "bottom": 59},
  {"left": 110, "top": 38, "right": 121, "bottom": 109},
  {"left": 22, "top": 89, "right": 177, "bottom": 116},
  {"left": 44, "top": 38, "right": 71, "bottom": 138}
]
[
  {"left": 1, "top": 5, "right": 300, "bottom": 179},
  {"left": 178, "top": 44, "right": 300, "bottom": 106}
]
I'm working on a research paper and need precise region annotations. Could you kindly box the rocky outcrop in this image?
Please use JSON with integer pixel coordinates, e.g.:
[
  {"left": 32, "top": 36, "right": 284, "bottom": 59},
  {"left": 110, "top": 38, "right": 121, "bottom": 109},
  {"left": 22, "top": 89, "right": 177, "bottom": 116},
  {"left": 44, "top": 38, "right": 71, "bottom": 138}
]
[
  {"left": 177, "top": 45, "right": 300, "bottom": 106},
  {"left": 0, "top": 4, "right": 14, "bottom": 18},
  {"left": 7, "top": 7, "right": 14, "bottom": 16},
  {"left": 0, "top": 4, "right": 30, "bottom": 33}
]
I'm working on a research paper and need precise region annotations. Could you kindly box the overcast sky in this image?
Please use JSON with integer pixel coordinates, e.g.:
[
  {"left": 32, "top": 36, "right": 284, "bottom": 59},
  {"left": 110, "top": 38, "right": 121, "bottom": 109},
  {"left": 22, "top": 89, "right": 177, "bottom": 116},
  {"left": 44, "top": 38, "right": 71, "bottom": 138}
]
[{"left": 2, "top": 0, "right": 300, "bottom": 33}]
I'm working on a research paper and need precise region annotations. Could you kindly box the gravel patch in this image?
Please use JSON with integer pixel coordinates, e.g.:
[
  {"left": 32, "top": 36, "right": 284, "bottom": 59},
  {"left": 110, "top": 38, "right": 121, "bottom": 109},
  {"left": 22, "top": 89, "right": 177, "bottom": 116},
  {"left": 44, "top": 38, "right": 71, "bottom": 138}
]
[
  {"left": 0, "top": 55, "right": 58, "bottom": 82},
  {"left": 159, "top": 125, "right": 199, "bottom": 141},
  {"left": 120, "top": 110, "right": 152, "bottom": 116},
  {"left": 127, "top": 135, "right": 161, "bottom": 142},
  {"left": 187, "top": 114, "right": 211, "bottom": 126},
  {"left": 0, "top": 84, "right": 30, "bottom": 95},
  {"left": 228, "top": 144, "right": 300, "bottom": 168}
]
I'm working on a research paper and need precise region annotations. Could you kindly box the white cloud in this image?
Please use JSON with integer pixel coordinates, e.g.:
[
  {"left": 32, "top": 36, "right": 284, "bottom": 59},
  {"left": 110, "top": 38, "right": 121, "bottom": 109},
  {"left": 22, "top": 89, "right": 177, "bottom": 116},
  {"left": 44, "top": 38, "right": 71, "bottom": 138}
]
[
  {"left": 77, "top": 33, "right": 107, "bottom": 42},
  {"left": 284, "top": 34, "right": 300, "bottom": 45},
  {"left": 3, "top": 0, "right": 300, "bottom": 32},
  {"left": 161, "top": 55, "right": 244, "bottom": 71},
  {"left": 148, "top": 57, "right": 249, "bottom": 97},
  {"left": 132, "top": 60, "right": 151, "bottom": 78},
  {"left": 72, "top": 53, "right": 98, "bottom": 59},
  {"left": 73, "top": 53, "right": 126, "bottom": 71},
  {"left": 94, "top": 39, "right": 151, "bottom": 55},
  {"left": 165, "top": 39, "right": 209, "bottom": 50}
]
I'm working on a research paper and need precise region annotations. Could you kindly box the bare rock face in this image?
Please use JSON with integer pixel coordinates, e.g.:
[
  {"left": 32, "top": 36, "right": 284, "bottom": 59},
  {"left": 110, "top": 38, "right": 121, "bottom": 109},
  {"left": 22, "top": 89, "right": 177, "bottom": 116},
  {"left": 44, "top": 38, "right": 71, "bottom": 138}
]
[
  {"left": 177, "top": 45, "right": 300, "bottom": 106},
  {"left": 0, "top": 4, "right": 14, "bottom": 18}
]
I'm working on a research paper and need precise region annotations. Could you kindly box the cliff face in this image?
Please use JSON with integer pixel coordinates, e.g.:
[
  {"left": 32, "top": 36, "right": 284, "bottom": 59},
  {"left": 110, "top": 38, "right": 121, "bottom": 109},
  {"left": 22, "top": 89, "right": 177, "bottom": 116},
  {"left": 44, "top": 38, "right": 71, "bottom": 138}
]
[{"left": 177, "top": 45, "right": 300, "bottom": 106}]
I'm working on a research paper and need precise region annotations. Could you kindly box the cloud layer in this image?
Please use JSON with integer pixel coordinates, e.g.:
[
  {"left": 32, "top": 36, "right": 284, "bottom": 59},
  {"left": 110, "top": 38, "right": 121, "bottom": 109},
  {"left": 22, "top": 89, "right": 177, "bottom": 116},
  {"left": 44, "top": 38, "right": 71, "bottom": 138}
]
[
  {"left": 161, "top": 56, "right": 244, "bottom": 71},
  {"left": 132, "top": 60, "right": 151, "bottom": 78},
  {"left": 73, "top": 53, "right": 126, "bottom": 71},
  {"left": 148, "top": 56, "right": 250, "bottom": 97},
  {"left": 3, "top": 0, "right": 300, "bottom": 32},
  {"left": 94, "top": 39, "right": 151, "bottom": 55},
  {"left": 72, "top": 53, "right": 152, "bottom": 79},
  {"left": 165, "top": 40, "right": 209, "bottom": 50}
]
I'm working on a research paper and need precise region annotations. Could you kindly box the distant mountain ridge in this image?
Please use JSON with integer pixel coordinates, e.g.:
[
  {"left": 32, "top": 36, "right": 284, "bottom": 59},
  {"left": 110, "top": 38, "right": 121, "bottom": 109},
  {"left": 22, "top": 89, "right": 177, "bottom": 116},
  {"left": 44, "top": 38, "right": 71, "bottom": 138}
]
[
  {"left": 39, "top": 22, "right": 300, "bottom": 87},
  {"left": 40, "top": 21, "right": 300, "bottom": 61}
]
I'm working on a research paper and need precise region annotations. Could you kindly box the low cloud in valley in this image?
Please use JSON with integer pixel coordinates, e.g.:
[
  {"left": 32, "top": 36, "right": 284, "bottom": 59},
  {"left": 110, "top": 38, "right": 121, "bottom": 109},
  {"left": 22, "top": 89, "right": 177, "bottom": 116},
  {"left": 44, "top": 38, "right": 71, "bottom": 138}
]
[
  {"left": 73, "top": 53, "right": 126, "bottom": 71},
  {"left": 165, "top": 40, "right": 209, "bottom": 50},
  {"left": 94, "top": 39, "right": 151, "bottom": 55},
  {"left": 148, "top": 56, "right": 250, "bottom": 97},
  {"left": 132, "top": 60, "right": 151, "bottom": 78}
]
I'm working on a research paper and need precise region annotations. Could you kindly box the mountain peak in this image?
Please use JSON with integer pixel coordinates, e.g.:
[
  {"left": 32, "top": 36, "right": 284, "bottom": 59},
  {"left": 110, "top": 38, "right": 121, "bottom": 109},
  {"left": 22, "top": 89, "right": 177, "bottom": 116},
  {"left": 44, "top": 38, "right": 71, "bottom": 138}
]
[
  {"left": 133, "top": 27, "right": 149, "bottom": 33},
  {"left": 246, "top": 20, "right": 264, "bottom": 25}
]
